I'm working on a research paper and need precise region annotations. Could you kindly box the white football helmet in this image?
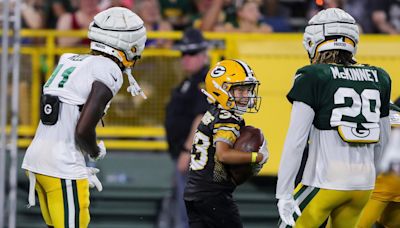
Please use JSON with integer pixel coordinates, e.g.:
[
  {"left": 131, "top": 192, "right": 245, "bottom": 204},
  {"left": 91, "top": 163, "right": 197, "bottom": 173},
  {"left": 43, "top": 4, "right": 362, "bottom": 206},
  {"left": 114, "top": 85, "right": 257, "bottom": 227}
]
[
  {"left": 303, "top": 8, "right": 359, "bottom": 61},
  {"left": 88, "top": 7, "right": 147, "bottom": 68}
]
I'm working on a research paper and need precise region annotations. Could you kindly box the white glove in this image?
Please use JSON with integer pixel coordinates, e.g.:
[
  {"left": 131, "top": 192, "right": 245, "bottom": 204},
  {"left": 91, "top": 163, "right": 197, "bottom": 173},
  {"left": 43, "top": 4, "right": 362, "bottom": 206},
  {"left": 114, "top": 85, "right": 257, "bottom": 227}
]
[
  {"left": 87, "top": 167, "right": 103, "bottom": 192},
  {"left": 125, "top": 68, "right": 147, "bottom": 99},
  {"left": 277, "top": 197, "right": 301, "bottom": 227},
  {"left": 258, "top": 138, "right": 269, "bottom": 165},
  {"left": 89, "top": 140, "right": 107, "bottom": 162}
]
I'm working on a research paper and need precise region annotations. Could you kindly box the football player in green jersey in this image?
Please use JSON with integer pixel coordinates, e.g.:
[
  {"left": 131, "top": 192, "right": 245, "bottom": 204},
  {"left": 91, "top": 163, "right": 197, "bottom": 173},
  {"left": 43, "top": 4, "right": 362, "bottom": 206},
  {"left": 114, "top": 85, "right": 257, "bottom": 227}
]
[
  {"left": 184, "top": 59, "right": 269, "bottom": 228},
  {"left": 276, "top": 8, "right": 392, "bottom": 228}
]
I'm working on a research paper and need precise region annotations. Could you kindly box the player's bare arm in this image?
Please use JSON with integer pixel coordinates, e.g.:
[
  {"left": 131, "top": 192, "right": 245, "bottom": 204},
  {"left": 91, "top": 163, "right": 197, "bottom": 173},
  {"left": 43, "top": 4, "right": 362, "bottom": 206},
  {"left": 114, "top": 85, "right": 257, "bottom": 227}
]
[
  {"left": 75, "top": 81, "right": 113, "bottom": 159},
  {"left": 215, "top": 141, "right": 264, "bottom": 164}
]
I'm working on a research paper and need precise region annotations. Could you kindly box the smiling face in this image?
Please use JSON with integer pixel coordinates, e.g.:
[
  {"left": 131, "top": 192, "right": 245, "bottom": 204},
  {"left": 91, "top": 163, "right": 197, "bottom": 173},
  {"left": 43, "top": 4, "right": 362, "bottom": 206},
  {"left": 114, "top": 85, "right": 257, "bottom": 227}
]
[{"left": 229, "top": 84, "right": 255, "bottom": 108}]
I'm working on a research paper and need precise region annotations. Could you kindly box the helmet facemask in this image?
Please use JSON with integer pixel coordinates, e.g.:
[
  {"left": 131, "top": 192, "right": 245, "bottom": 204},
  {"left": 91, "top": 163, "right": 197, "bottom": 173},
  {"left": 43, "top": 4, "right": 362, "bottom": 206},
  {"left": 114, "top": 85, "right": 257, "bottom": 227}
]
[
  {"left": 226, "top": 81, "right": 261, "bottom": 115},
  {"left": 204, "top": 59, "right": 261, "bottom": 115}
]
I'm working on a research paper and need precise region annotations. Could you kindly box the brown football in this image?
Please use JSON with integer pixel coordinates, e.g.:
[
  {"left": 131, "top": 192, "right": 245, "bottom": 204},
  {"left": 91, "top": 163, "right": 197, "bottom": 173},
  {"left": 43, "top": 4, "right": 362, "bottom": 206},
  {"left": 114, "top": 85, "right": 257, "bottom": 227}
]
[{"left": 229, "top": 125, "right": 264, "bottom": 185}]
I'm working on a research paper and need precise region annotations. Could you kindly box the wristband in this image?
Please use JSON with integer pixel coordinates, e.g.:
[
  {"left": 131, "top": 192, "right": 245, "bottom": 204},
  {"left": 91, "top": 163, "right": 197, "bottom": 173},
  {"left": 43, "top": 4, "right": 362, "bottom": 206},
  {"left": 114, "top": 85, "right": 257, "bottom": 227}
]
[{"left": 251, "top": 152, "right": 258, "bottom": 163}]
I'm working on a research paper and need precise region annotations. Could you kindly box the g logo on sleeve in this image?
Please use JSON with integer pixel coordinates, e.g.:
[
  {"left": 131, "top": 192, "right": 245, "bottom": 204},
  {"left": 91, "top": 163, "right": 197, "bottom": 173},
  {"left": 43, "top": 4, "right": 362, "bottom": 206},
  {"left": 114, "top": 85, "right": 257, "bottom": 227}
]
[{"left": 210, "top": 66, "right": 226, "bottom": 78}]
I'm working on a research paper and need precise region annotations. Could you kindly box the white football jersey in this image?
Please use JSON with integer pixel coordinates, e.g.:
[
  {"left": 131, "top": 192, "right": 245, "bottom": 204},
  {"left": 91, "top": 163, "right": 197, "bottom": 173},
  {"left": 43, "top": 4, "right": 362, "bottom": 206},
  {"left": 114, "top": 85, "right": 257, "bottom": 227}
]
[
  {"left": 22, "top": 53, "right": 123, "bottom": 179},
  {"left": 302, "top": 126, "right": 377, "bottom": 190}
]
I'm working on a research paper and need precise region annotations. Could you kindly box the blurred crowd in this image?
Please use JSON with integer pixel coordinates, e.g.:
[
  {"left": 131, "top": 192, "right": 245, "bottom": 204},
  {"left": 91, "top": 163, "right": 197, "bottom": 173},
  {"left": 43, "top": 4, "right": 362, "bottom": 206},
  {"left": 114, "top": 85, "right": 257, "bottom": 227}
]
[{"left": 1, "top": 0, "right": 399, "bottom": 46}]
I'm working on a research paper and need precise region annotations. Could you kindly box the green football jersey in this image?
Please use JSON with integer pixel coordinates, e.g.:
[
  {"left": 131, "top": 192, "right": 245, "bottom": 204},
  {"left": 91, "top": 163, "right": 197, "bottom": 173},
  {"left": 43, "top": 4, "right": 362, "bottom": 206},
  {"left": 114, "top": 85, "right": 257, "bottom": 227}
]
[{"left": 287, "top": 63, "right": 391, "bottom": 141}]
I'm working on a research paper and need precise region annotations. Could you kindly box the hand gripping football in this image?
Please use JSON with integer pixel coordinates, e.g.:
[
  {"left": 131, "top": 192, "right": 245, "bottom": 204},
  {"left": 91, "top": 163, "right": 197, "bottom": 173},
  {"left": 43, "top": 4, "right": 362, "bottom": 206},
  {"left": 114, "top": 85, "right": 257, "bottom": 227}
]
[{"left": 229, "top": 125, "right": 264, "bottom": 185}]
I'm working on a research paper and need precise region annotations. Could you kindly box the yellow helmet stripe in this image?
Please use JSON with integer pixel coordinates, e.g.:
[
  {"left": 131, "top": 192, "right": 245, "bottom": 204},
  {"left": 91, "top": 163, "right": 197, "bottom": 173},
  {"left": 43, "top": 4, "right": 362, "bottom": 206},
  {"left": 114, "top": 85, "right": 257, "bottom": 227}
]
[
  {"left": 315, "top": 37, "right": 355, "bottom": 53},
  {"left": 234, "top": 59, "right": 254, "bottom": 78}
]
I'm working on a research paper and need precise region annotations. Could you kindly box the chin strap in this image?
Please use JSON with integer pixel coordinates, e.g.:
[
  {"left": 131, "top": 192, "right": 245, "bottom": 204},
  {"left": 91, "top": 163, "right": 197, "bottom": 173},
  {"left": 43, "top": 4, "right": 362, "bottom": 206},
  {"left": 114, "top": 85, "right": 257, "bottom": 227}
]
[{"left": 125, "top": 68, "right": 147, "bottom": 99}]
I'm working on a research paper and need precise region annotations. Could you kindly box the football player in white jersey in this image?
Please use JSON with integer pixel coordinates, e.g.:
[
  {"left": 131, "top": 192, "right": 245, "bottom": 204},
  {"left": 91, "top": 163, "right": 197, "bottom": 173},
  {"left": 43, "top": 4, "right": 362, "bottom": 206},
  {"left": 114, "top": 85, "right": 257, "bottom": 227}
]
[
  {"left": 276, "top": 8, "right": 392, "bottom": 228},
  {"left": 21, "top": 7, "right": 147, "bottom": 228}
]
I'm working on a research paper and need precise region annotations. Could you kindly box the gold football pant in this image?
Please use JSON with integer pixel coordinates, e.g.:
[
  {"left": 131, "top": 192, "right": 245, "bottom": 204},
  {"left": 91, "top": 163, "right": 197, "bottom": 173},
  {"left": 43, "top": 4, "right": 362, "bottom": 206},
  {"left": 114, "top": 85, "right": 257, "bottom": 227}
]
[
  {"left": 34, "top": 173, "right": 90, "bottom": 228},
  {"left": 357, "top": 198, "right": 400, "bottom": 228},
  {"left": 357, "top": 172, "right": 400, "bottom": 228},
  {"left": 279, "top": 184, "right": 372, "bottom": 228}
]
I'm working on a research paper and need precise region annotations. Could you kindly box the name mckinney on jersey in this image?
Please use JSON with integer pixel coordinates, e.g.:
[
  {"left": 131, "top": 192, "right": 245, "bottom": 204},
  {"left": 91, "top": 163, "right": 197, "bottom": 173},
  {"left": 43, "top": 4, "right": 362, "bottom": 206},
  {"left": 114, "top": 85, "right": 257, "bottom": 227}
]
[{"left": 330, "top": 66, "right": 378, "bottom": 82}]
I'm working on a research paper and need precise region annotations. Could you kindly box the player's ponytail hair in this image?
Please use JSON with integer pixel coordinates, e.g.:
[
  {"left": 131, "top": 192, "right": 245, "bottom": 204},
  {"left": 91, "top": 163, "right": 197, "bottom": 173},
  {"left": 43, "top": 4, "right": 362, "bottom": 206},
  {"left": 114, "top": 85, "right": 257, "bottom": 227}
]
[{"left": 314, "top": 50, "right": 356, "bottom": 66}]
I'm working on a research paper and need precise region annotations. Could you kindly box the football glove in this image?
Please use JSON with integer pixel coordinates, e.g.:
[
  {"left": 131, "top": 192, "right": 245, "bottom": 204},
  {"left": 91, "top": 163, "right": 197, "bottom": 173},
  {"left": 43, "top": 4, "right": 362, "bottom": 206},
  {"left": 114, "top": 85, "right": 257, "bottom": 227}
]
[
  {"left": 277, "top": 196, "right": 301, "bottom": 227},
  {"left": 258, "top": 138, "right": 269, "bottom": 165},
  {"left": 89, "top": 140, "right": 107, "bottom": 162},
  {"left": 252, "top": 163, "right": 263, "bottom": 175},
  {"left": 87, "top": 167, "right": 103, "bottom": 192}
]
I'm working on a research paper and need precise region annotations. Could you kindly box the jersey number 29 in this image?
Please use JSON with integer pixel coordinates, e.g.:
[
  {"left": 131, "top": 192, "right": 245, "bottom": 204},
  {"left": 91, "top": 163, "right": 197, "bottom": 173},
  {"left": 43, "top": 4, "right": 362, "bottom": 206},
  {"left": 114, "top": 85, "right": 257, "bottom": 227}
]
[{"left": 331, "top": 87, "right": 381, "bottom": 127}]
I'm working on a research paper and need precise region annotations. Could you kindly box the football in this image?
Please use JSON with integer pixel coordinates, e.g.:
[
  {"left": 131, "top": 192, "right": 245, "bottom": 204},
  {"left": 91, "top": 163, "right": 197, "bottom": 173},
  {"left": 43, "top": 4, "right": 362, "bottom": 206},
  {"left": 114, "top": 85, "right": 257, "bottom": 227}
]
[{"left": 229, "top": 125, "right": 264, "bottom": 185}]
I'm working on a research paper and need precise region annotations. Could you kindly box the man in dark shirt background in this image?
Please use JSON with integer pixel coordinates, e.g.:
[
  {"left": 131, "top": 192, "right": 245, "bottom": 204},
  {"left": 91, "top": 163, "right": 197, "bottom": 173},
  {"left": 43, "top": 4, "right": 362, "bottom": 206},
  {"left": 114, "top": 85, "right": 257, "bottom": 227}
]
[
  {"left": 371, "top": 0, "right": 400, "bottom": 34},
  {"left": 163, "top": 28, "right": 210, "bottom": 228}
]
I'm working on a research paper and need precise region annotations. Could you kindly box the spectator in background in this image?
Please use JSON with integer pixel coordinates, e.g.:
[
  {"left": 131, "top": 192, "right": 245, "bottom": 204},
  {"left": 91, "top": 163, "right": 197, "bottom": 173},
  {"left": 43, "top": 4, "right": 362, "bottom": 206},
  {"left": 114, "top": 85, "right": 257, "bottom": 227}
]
[
  {"left": 191, "top": 0, "right": 214, "bottom": 29},
  {"left": 99, "top": 0, "right": 134, "bottom": 11},
  {"left": 307, "top": 0, "right": 344, "bottom": 19},
  {"left": 21, "top": 0, "right": 45, "bottom": 29},
  {"left": 12, "top": 0, "right": 46, "bottom": 125},
  {"left": 43, "top": 0, "right": 73, "bottom": 29},
  {"left": 343, "top": 0, "right": 373, "bottom": 33},
  {"left": 371, "top": 0, "right": 400, "bottom": 34},
  {"left": 222, "top": 1, "right": 273, "bottom": 33},
  {"left": 194, "top": 0, "right": 237, "bottom": 31},
  {"left": 260, "top": 0, "right": 291, "bottom": 32},
  {"left": 164, "top": 28, "right": 210, "bottom": 228},
  {"left": 159, "top": 0, "right": 193, "bottom": 30},
  {"left": 56, "top": 0, "right": 100, "bottom": 47},
  {"left": 137, "top": 0, "right": 172, "bottom": 48},
  {"left": 307, "top": 0, "right": 369, "bottom": 33}
]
